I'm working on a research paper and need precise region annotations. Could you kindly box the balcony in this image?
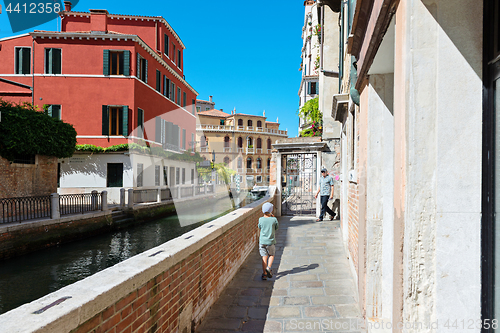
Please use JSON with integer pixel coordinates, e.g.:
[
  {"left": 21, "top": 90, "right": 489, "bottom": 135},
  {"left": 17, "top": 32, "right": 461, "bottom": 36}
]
[
  {"left": 197, "top": 125, "right": 234, "bottom": 131},
  {"left": 237, "top": 126, "right": 244, "bottom": 131},
  {"left": 256, "top": 148, "right": 262, "bottom": 154},
  {"left": 200, "top": 147, "right": 209, "bottom": 153},
  {"left": 256, "top": 168, "right": 262, "bottom": 174},
  {"left": 267, "top": 149, "right": 272, "bottom": 154},
  {"left": 246, "top": 148, "right": 254, "bottom": 154},
  {"left": 247, "top": 126, "right": 254, "bottom": 131},
  {"left": 237, "top": 168, "right": 244, "bottom": 173},
  {"left": 246, "top": 168, "right": 254, "bottom": 174},
  {"left": 237, "top": 148, "right": 243, "bottom": 154},
  {"left": 197, "top": 125, "right": 288, "bottom": 136},
  {"left": 223, "top": 147, "right": 232, "bottom": 153}
]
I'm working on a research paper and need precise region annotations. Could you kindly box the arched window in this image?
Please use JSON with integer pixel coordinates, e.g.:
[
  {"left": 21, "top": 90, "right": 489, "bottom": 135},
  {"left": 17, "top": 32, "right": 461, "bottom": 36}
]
[
  {"left": 247, "top": 157, "right": 252, "bottom": 169},
  {"left": 238, "top": 119, "right": 243, "bottom": 126},
  {"left": 248, "top": 137, "right": 253, "bottom": 147},
  {"left": 267, "top": 138, "right": 272, "bottom": 150},
  {"left": 257, "top": 120, "right": 262, "bottom": 128},
  {"left": 257, "top": 158, "right": 262, "bottom": 169},
  {"left": 267, "top": 158, "right": 271, "bottom": 169},
  {"left": 257, "top": 138, "right": 262, "bottom": 149},
  {"left": 224, "top": 136, "right": 230, "bottom": 147},
  {"left": 247, "top": 119, "right": 253, "bottom": 127},
  {"left": 238, "top": 137, "right": 243, "bottom": 148},
  {"left": 237, "top": 157, "right": 242, "bottom": 168},
  {"left": 223, "top": 156, "right": 230, "bottom": 165}
]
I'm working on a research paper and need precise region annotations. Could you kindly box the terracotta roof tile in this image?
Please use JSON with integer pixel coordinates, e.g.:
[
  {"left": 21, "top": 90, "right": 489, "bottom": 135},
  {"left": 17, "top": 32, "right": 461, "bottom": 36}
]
[{"left": 197, "top": 109, "right": 231, "bottom": 118}]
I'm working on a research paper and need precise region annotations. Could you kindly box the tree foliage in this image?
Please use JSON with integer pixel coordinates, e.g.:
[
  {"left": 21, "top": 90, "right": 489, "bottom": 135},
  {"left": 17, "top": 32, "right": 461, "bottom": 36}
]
[
  {"left": 197, "top": 163, "right": 236, "bottom": 184},
  {"left": 0, "top": 99, "right": 77, "bottom": 161},
  {"left": 298, "top": 97, "right": 322, "bottom": 124}
]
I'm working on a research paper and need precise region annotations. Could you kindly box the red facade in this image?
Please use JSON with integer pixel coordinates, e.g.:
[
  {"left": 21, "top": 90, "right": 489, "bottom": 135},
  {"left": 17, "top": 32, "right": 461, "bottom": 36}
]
[{"left": 0, "top": 9, "right": 197, "bottom": 150}]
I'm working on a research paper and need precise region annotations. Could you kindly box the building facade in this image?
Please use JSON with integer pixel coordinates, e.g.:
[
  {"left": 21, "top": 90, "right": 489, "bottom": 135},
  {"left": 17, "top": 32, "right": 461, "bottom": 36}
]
[
  {"left": 325, "top": 0, "right": 487, "bottom": 330},
  {"left": 0, "top": 5, "right": 198, "bottom": 202},
  {"left": 196, "top": 108, "right": 287, "bottom": 188}
]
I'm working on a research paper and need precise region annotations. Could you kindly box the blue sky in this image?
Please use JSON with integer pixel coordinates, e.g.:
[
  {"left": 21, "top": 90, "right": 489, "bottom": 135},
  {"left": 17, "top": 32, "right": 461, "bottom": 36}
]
[{"left": 0, "top": 0, "right": 304, "bottom": 137}]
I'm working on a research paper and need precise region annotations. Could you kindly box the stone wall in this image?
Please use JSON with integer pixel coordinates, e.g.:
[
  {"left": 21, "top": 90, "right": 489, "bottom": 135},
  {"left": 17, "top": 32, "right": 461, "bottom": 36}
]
[
  {"left": 0, "top": 189, "right": 277, "bottom": 333},
  {"left": 0, "top": 155, "right": 57, "bottom": 198}
]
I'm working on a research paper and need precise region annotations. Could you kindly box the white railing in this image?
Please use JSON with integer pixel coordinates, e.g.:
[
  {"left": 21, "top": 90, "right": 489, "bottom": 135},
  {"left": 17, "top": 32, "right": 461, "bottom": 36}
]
[
  {"left": 256, "top": 168, "right": 262, "bottom": 174},
  {"left": 200, "top": 147, "right": 209, "bottom": 152},
  {"left": 256, "top": 127, "right": 264, "bottom": 132},
  {"left": 247, "top": 168, "right": 254, "bottom": 174},
  {"left": 237, "top": 168, "right": 244, "bottom": 173},
  {"left": 247, "top": 148, "right": 254, "bottom": 154},
  {"left": 197, "top": 125, "right": 234, "bottom": 131},
  {"left": 237, "top": 126, "right": 244, "bottom": 130},
  {"left": 256, "top": 148, "right": 262, "bottom": 154},
  {"left": 267, "top": 149, "right": 272, "bottom": 154},
  {"left": 223, "top": 147, "right": 232, "bottom": 153},
  {"left": 238, "top": 148, "right": 243, "bottom": 154},
  {"left": 247, "top": 126, "right": 254, "bottom": 131}
]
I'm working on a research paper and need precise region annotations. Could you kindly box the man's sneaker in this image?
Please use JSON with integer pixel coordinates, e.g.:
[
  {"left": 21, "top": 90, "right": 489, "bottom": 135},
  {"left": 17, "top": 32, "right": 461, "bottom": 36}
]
[
  {"left": 266, "top": 267, "right": 273, "bottom": 278},
  {"left": 261, "top": 273, "right": 267, "bottom": 280}
]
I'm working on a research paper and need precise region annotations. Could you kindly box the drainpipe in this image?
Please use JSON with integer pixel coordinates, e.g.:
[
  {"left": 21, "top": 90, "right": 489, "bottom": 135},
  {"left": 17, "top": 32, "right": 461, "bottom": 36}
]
[
  {"left": 339, "top": 1, "right": 344, "bottom": 94},
  {"left": 32, "top": 37, "right": 35, "bottom": 104},
  {"left": 319, "top": 1, "right": 324, "bottom": 72}
]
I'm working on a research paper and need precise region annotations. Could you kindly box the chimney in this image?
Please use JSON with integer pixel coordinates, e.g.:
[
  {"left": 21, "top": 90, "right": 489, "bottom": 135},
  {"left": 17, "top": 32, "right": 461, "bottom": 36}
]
[
  {"left": 209, "top": 95, "right": 213, "bottom": 103},
  {"left": 89, "top": 9, "right": 109, "bottom": 33},
  {"left": 220, "top": 109, "right": 223, "bottom": 113},
  {"left": 64, "top": 1, "right": 72, "bottom": 11}
]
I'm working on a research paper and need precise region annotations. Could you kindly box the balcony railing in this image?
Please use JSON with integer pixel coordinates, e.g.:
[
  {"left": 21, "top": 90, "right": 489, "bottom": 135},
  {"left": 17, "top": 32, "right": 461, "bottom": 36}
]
[
  {"left": 256, "top": 168, "right": 262, "bottom": 174},
  {"left": 256, "top": 148, "right": 262, "bottom": 154},
  {"left": 247, "top": 148, "right": 254, "bottom": 154},
  {"left": 237, "top": 148, "right": 243, "bottom": 154},
  {"left": 197, "top": 125, "right": 287, "bottom": 136},
  {"left": 267, "top": 149, "right": 272, "bottom": 154},
  {"left": 223, "top": 147, "right": 232, "bottom": 153},
  {"left": 247, "top": 168, "right": 254, "bottom": 174},
  {"left": 200, "top": 147, "right": 209, "bottom": 153},
  {"left": 237, "top": 168, "right": 244, "bottom": 173}
]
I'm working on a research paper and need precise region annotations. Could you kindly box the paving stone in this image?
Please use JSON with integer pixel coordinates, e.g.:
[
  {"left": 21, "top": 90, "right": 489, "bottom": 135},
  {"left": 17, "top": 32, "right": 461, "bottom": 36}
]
[
  {"left": 241, "top": 320, "right": 266, "bottom": 331},
  {"left": 335, "top": 304, "right": 362, "bottom": 318},
  {"left": 272, "top": 279, "right": 290, "bottom": 289},
  {"left": 290, "top": 274, "right": 318, "bottom": 281},
  {"left": 248, "top": 307, "right": 269, "bottom": 319},
  {"left": 237, "top": 296, "right": 260, "bottom": 306},
  {"left": 325, "top": 286, "right": 355, "bottom": 296},
  {"left": 284, "top": 319, "right": 326, "bottom": 332},
  {"left": 269, "top": 306, "right": 301, "bottom": 318},
  {"left": 203, "top": 318, "right": 242, "bottom": 330},
  {"left": 260, "top": 296, "right": 281, "bottom": 306},
  {"left": 304, "top": 306, "right": 336, "bottom": 318},
  {"left": 290, "top": 288, "right": 324, "bottom": 296},
  {"left": 271, "top": 289, "right": 288, "bottom": 296},
  {"left": 263, "top": 320, "right": 283, "bottom": 333},
  {"left": 283, "top": 297, "right": 310, "bottom": 305},
  {"left": 292, "top": 281, "right": 324, "bottom": 288},
  {"left": 312, "top": 296, "right": 357, "bottom": 305},
  {"left": 240, "top": 288, "right": 265, "bottom": 296}
]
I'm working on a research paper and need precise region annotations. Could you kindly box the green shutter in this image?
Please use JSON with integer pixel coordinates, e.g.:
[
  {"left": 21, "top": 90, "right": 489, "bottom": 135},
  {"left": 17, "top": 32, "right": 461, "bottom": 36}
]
[
  {"left": 145, "top": 59, "right": 148, "bottom": 83},
  {"left": 47, "top": 105, "right": 52, "bottom": 117},
  {"left": 137, "top": 53, "right": 140, "bottom": 78},
  {"left": 122, "top": 106, "right": 129, "bottom": 136},
  {"left": 103, "top": 50, "right": 109, "bottom": 75},
  {"left": 124, "top": 51, "right": 130, "bottom": 76},
  {"left": 46, "top": 49, "right": 52, "bottom": 74},
  {"left": 53, "top": 49, "right": 61, "bottom": 74},
  {"left": 102, "top": 106, "right": 109, "bottom": 136}
]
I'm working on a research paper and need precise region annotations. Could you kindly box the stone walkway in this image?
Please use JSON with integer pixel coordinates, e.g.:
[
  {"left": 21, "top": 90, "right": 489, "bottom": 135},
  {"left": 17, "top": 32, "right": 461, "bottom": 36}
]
[{"left": 196, "top": 216, "right": 365, "bottom": 333}]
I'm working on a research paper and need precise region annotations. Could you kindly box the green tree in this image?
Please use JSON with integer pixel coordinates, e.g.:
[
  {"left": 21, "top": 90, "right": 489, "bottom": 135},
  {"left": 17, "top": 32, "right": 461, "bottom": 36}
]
[{"left": 298, "top": 97, "right": 322, "bottom": 124}]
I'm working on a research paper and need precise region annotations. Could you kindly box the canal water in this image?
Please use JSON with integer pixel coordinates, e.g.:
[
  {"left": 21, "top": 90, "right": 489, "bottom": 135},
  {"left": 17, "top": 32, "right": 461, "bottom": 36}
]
[{"left": 0, "top": 194, "right": 261, "bottom": 315}]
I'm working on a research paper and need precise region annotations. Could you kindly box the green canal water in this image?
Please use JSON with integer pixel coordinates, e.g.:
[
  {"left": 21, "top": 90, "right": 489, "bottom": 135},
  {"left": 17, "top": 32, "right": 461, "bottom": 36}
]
[{"left": 0, "top": 195, "right": 261, "bottom": 315}]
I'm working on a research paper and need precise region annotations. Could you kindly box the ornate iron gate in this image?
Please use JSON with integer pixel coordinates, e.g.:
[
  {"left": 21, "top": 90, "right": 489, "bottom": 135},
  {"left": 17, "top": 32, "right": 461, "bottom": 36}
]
[{"left": 281, "top": 153, "right": 317, "bottom": 215}]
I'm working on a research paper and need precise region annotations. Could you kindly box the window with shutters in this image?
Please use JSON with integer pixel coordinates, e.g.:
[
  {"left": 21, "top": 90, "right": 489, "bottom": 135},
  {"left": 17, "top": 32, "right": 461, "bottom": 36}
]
[
  {"left": 182, "top": 168, "right": 186, "bottom": 184},
  {"left": 171, "top": 82, "right": 175, "bottom": 101},
  {"left": 47, "top": 105, "right": 61, "bottom": 120},
  {"left": 15, "top": 47, "right": 31, "bottom": 74},
  {"left": 177, "top": 49, "right": 181, "bottom": 68},
  {"left": 308, "top": 81, "right": 317, "bottom": 95},
  {"left": 183, "top": 92, "right": 186, "bottom": 107},
  {"left": 103, "top": 50, "right": 130, "bottom": 76},
  {"left": 164, "top": 34, "right": 169, "bottom": 57},
  {"left": 192, "top": 99, "right": 195, "bottom": 114},
  {"left": 191, "top": 169, "right": 194, "bottom": 184},
  {"left": 172, "top": 44, "right": 176, "bottom": 63},
  {"left": 102, "top": 105, "right": 129, "bottom": 136},
  {"left": 107, "top": 163, "right": 123, "bottom": 187},
  {"left": 156, "top": 70, "right": 161, "bottom": 92},
  {"left": 196, "top": 106, "right": 200, "bottom": 112},
  {"left": 137, "top": 108, "right": 144, "bottom": 138},
  {"left": 176, "top": 167, "right": 180, "bottom": 185},
  {"left": 164, "top": 76, "right": 170, "bottom": 97},
  {"left": 182, "top": 129, "right": 186, "bottom": 150},
  {"left": 45, "top": 48, "right": 61, "bottom": 74},
  {"left": 177, "top": 87, "right": 181, "bottom": 105},
  {"left": 137, "top": 54, "right": 147, "bottom": 82},
  {"left": 257, "top": 120, "right": 262, "bottom": 128}
]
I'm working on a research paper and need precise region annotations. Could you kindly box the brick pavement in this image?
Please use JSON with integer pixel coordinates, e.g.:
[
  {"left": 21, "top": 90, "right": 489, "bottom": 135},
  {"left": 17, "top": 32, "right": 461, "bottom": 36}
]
[{"left": 195, "top": 216, "right": 365, "bottom": 333}]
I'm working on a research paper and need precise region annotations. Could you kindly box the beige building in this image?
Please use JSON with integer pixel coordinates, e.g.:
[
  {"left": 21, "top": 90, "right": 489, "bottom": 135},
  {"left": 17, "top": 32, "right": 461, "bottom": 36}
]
[{"left": 196, "top": 108, "right": 287, "bottom": 188}]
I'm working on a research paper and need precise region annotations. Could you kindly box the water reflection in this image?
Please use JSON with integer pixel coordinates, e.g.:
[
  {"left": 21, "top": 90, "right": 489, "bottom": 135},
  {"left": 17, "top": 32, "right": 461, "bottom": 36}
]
[{"left": 0, "top": 195, "right": 256, "bottom": 314}]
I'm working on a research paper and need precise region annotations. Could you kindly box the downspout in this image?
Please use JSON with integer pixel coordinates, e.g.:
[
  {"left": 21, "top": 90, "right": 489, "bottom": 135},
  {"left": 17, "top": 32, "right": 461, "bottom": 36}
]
[
  {"left": 32, "top": 37, "right": 35, "bottom": 104},
  {"left": 320, "top": 2, "right": 324, "bottom": 72},
  {"left": 339, "top": 1, "right": 344, "bottom": 94}
]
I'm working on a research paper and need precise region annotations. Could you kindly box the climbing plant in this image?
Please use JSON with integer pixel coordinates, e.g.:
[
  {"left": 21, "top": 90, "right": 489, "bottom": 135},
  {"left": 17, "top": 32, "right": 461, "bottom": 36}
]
[{"left": 0, "top": 99, "right": 77, "bottom": 161}]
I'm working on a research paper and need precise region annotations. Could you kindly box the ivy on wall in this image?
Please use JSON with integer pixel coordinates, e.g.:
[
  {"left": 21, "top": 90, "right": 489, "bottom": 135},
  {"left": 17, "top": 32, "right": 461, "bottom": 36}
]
[{"left": 0, "top": 99, "right": 77, "bottom": 161}]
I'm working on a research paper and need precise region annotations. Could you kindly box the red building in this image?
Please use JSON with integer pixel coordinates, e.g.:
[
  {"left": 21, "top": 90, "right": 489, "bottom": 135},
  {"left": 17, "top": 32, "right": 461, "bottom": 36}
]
[{"left": 0, "top": 3, "right": 198, "bottom": 151}]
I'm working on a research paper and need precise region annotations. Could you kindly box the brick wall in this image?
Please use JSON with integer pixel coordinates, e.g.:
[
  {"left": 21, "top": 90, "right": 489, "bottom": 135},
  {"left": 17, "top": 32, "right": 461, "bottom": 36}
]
[
  {"left": 58, "top": 195, "right": 278, "bottom": 333},
  {"left": 0, "top": 155, "right": 57, "bottom": 198}
]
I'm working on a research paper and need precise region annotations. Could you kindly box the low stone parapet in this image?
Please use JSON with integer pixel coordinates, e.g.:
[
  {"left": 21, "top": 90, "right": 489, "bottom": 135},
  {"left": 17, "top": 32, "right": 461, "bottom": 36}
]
[{"left": 0, "top": 187, "right": 277, "bottom": 333}]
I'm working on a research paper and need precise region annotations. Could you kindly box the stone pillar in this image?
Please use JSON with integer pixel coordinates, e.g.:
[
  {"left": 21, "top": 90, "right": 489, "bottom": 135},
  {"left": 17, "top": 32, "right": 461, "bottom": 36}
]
[
  {"left": 51, "top": 193, "right": 60, "bottom": 219},
  {"left": 275, "top": 152, "right": 282, "bottom": 217},
  {"left": 316, "top": 151, "right": 322, "bottom": 218},
  {"left": 120, "top": 188, "right": 125, "bottom": 208},
  {"left": 101, "top": 191, "right": 108, "bottom": 211},
  {"left": 91, "top": 190, "right": 98, "bottom": 210},
  {"left": 127, "top": 189, "right": 134, "bottom": 208}
]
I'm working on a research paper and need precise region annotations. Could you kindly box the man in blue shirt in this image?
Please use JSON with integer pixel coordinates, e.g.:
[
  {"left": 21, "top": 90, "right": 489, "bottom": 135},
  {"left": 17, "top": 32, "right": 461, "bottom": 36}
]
[{"left": 314, "top": 168, "right": 335, "bottom": 221}]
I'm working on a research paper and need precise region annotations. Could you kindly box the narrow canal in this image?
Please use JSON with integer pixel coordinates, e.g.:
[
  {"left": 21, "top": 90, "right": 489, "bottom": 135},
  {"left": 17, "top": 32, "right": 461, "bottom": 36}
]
[{"left": 0, "top": 194, "right": 259, "bottom": 315}]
